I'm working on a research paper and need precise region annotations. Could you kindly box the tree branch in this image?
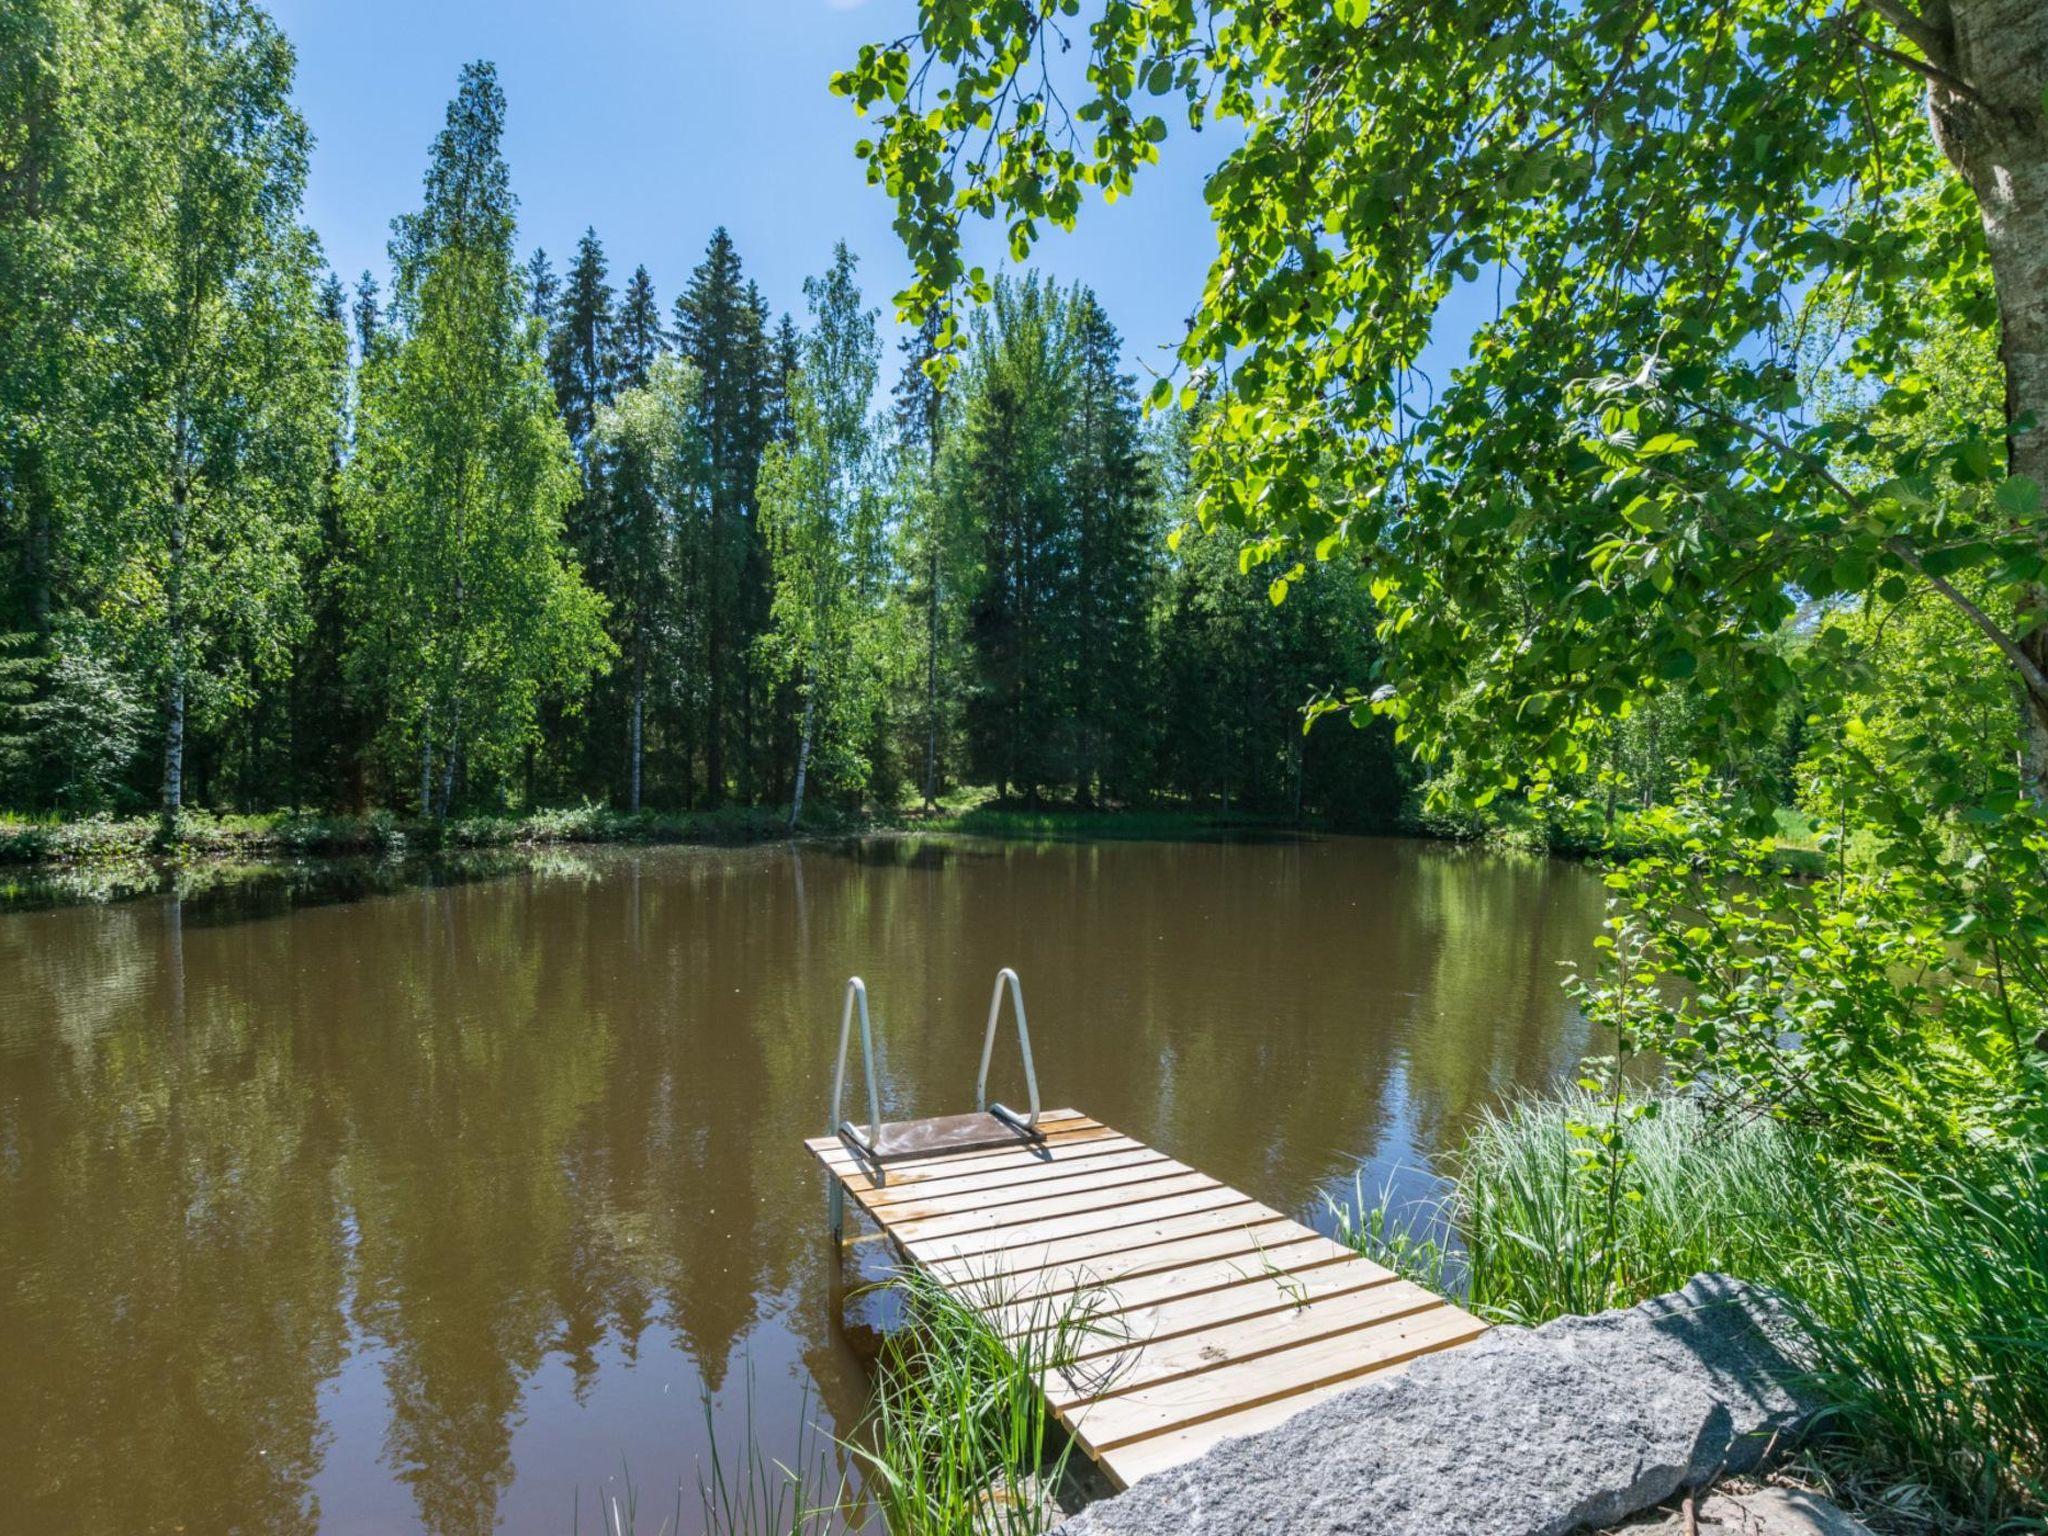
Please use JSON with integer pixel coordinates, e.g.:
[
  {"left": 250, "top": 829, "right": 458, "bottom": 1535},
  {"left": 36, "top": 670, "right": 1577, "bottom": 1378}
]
[
  {"left": 1843, "top": 4, "right": 1983, "bottom": 105},
  {"left": 1885, "top": 537, "right": 2048, "bottom": 704},
  {"left": 1671, "top": 396, "right": 2048, "bottom": 706},
  {"left": 1858, "top": 0, "right": 1954, "bottom": 70}
]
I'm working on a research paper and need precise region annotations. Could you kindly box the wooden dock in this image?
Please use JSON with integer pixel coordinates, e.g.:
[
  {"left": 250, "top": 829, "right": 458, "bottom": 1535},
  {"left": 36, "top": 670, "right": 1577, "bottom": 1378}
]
[{"left": 807, "top": 1107, "right": 1489, "bottom": 1490}]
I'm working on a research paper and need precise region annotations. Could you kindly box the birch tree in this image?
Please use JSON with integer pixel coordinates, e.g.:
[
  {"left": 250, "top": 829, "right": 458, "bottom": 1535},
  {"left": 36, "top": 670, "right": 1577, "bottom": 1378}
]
[
  {"left": 342, "top": 62, "right": 610, "bottom": 816},
  {"left": 758, "top": 243, "right": 895, "bottom": 828},
  {"left": 590, "top": 354, "right": 707, "bottom": 812},
  {"left": 112, "top": 3, "right": 338, "bottom": 832}
]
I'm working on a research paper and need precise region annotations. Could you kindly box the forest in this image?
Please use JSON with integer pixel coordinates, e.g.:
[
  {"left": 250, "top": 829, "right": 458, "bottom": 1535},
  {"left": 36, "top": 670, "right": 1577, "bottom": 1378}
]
[
  {"left": 0, "top": 19, "right": 1399, "bottom": 838},
  {"left": 4, "top": 0, "right": 2047, "bottom": 1529}
]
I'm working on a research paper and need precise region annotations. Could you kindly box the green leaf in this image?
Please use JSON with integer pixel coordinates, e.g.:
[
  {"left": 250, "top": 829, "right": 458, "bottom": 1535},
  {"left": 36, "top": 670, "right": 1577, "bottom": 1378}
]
[{"left": 1994, "top": 475, "right": 2042, "bottom": 516}]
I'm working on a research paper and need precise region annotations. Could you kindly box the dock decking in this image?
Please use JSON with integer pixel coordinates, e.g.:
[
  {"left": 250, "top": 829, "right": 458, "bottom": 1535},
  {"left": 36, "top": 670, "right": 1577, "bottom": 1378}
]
[{"left": 807, "top": 1108, "right": 1489, "bottom": 1490}]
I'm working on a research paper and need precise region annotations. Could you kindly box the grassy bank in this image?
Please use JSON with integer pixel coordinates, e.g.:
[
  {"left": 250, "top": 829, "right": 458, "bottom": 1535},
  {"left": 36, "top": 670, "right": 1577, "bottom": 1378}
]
[
  {"left": 0, "top": 799, "right": 1323, "bottom": 870},
  {"left": 1339, "top": 1094, "right": 2048, "bottom": 1530},
  {"left": 0, "top": 803, "right": 844, "bottom": 867}
]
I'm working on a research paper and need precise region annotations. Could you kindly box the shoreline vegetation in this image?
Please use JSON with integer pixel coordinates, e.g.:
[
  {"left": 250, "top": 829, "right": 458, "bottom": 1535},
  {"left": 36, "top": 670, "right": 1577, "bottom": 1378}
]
[
  {"left": 0, "top": 794, "right": 1834, "bottom": 878},
  {"left": 0, "top": 801, "right": 1313, "bottom": 870}
]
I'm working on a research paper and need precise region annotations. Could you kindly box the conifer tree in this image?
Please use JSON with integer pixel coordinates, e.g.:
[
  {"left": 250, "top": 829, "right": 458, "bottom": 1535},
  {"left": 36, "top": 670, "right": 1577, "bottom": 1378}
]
[
  {"left": 343, "top": 61, "right": 611, "bottom": 816},
  {"left": 672, "top": 228, "right": 770, "bottom": 801},
  {"left": 523, "top": 247, "right": 557, "bottom": 325},
  {"left": 548, "top": 227, "right": 615, "bottom": 460},
  {"left": 948, "top": 276, "right": 1081, "bottom": 801},
  {"left": 351, "top": 270, "right": 381, "bottom": 359},
  {"left": 613, "top": 265, "right": 664, "bottom": 391},
  {"left": 1065, "top": 290, "right": 1158, "bottom": 803}
]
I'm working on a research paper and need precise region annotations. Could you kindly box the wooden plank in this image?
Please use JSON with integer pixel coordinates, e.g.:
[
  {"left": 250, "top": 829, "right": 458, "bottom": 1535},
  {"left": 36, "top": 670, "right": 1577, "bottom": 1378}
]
[
  {"left": 1096, "top": 1363, "right": 1423, "bottom": 1489},
  {"left": 848, "top": 1147, "right": 1175, "bottom": 1211},
  {"left": 1046, "top": 1255, "right": 1403, "bottom": 1362},
  {"left": 908, "top": 1194, "right": 1277, "bottom": 1273},
  {"left": 808, "top": 1125, "right": 1129, "bottom": 1187},
  {"left": 884, "top": 1170, "right": 1223, "bottom": 1239},
  {"left": 1065, "top": 1305, "right": 1488, "bottom": 1454},
  {"left": 966, "top": 1224, "right": 1331, "bottom": 1318},
  {"left": 857, "top": 1150, "right": 1187, "bottom": 1216},
  {"left": 1046, "top": 1281, "right": 1452, "bottom": 1408}
]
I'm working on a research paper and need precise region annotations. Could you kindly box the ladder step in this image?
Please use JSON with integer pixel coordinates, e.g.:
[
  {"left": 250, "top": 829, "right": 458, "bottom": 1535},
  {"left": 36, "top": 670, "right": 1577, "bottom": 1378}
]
[{"left": 849, "top": 1110, "right": 1044, "bottom": 1164}]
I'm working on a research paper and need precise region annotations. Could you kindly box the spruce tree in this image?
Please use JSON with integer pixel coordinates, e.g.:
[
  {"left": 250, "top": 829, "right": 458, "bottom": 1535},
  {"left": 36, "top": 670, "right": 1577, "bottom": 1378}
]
[
  {"left": 613, "top": 265, "right": 664, "bottom": 391},
  {"left": 289, "top": 272, "right": 359, "bottom": 808},
  {"left": 949, "top": 276, "right": 1080, "bottom": 801},
  {"left": 524, "top": 247, "right": 558, "bottom": 324},
  {"left": 672, "top": 228, "right": 770, "bottom": 802},
  {"left": 351, "top": 270, "right": 381, "bottom": 359},
  {"left": 548, "top": 227, "right": 615, "bottom": 460},
  {"left": 1065, "top": 290, "right": 1158, "bottom": 804}
]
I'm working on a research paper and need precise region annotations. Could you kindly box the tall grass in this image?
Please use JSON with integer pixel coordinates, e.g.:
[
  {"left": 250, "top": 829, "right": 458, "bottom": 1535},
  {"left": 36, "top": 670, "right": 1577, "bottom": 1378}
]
[
  {"left": 696, "top": 1377, "right": 852, "bottom": 1536},
  {"left": 572, "top": 1375, "right": 850, "bottom": 1536},
  {"left": 1454, "top": 1094, "right": 1802, "bottom": 1325},
  {"left": 853, "top": 1267, "right": 1120, "bottom": 1536},
  {"left": 1337, "top": 1093, "right": 2048, "bottom": 1528},
  {"left": 1776, "top": 1154, "right": 2048, "bottom": 1526}
]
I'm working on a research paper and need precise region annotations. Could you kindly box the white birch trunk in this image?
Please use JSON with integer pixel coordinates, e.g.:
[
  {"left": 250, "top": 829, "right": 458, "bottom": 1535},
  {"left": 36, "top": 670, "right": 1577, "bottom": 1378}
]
[
  {"left": 789, "top": 672, "right": 816, "bottom": 833},
  {"left": 160, "top": 444, "right": 189, "bottom": 836},
  {"left": 1921, "top": 0, "right": 2048, "bottom": 800}
]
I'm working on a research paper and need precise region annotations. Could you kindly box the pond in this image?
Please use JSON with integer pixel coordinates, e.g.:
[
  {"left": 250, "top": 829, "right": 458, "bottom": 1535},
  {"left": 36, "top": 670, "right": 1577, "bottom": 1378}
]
[{"left": 0, "top": 833, "right": 1607, "bottom": 1535}]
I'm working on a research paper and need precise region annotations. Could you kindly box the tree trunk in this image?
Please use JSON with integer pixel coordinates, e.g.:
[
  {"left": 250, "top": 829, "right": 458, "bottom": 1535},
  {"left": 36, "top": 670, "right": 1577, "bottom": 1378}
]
[
  {"left": 789, "top": 672, "right": 815, "bottom": 833},
  {"left": 706, "top": 632, "right": 726, "bottom": 806},
  {"left": 1923, "top": 0, "right": 2048, "bottom": 800},
  {"left": 160, "top": 458, "right": 188, "bottom": 837},
  {"left": 629, "top": 651, "right": 645, "bottom": 814},
  {"left": 24, "top": 444, "right": 52, "bottom": 639},
  {"left": 419, "top": 707, "right": 434, "bottom": 817},
  {"left": 438, "top": 694, "right": 461, "bottom": 819}
]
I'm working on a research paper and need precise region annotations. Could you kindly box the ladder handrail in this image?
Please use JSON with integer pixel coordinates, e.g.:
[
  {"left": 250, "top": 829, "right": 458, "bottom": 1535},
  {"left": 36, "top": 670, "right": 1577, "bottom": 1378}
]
[
  {"left": 976, "top": 966, "right": 1041, "bottom": 1129},
  {"left": 831, "top": 975, "right": 883, "bottom": 1149}
]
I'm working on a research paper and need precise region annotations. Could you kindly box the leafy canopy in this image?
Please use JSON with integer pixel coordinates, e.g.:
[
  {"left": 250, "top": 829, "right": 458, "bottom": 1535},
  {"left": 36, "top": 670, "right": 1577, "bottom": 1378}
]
[{"left": 834, "top": 0, "right": 2041, "bottom": 808}]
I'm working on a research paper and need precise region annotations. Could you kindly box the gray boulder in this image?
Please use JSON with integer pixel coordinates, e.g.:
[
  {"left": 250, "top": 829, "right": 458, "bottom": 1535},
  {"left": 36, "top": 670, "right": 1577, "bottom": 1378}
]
[{"left": 1053, "top": 1273, "right": 1814, "bottom": 1536}]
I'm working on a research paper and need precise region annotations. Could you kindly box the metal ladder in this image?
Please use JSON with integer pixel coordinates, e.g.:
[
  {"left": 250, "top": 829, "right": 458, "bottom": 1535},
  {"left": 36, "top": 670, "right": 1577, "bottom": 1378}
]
[{"left": 827, "top": 967, "right": 1043, "bottom": 1238}]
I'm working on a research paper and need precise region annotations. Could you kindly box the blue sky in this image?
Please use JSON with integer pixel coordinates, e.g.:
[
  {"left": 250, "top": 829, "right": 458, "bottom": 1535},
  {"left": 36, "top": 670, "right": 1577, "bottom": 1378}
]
[{"left": 270, "top": 0, "right": 1229, "bottom": 384}]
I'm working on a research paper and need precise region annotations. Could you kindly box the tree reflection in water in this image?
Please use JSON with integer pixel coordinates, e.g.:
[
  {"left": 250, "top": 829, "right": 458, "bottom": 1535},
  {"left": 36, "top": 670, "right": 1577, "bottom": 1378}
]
[{"left": 0, "top": 835, "right": 1603, "bottom": 1533}]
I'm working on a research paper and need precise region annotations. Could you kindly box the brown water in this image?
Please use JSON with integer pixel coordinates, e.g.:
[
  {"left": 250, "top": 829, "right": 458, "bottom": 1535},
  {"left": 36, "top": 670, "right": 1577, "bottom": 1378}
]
[{"left": 0, "top": 834, "right": 1606, "bottom": 1536}]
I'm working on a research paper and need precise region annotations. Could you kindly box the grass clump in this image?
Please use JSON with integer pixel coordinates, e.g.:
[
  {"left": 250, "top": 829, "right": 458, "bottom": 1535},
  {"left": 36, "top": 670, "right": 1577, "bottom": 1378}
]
[
  {"left": 1777, "top": 1152, "right": 2048, "bottom": 1527},
  {"left": 853, "top": 1267, "right": 1119, "bottom": 1536}
]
